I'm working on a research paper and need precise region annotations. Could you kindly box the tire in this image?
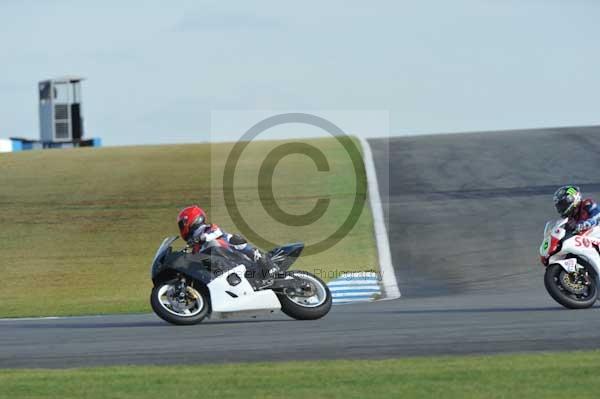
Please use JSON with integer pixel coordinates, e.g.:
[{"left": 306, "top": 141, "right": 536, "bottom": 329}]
[
  {"left": 277, "top": 271, "right": 332, "bottom": 320},
  {"left": 150, "top": 279, "right": 210, "bottom": 325},
  {"left": 544, "top": 264, "right": 598, "bottom": 309}
]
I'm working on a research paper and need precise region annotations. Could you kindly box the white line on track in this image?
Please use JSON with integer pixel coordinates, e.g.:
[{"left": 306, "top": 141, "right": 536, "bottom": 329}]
[
  {"left": 0, "top": 316, "right": 75, "bottom": 322},
  {"left": 358, "top": 137, "right": 401, "bottom": 300},
  {"left": 0, "top": 314, "right": 119, "bottom": 322}
]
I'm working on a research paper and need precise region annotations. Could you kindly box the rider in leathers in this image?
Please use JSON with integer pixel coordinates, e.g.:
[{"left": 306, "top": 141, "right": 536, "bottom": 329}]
[
  {"left": 177, "top": 205, "right": 278, "bottom": 285},
  {"left": 553, "top": 185, "right": 600, "bottom": 233}
]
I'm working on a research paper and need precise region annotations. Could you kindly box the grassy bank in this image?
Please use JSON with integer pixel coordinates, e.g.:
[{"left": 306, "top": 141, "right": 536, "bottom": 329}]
[
  {"left": 2, "top": 351, "right": 600, "bottom": 398},
  {"left": 0, "top": 137, "right": 376, "bottom": 317}
]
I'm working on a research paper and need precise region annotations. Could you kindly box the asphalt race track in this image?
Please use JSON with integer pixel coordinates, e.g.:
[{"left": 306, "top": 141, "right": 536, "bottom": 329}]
[
  {"left": 2, "top": 126, "right": 600, "bottom": 368},
  {"left": 369, "top": 125, "right": 600, "bottom": 297}
]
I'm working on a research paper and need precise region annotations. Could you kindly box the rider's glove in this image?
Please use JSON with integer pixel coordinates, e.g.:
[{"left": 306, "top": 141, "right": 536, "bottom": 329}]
[{"left": 576, "top": 221, "right": 593, "bottom": 232}]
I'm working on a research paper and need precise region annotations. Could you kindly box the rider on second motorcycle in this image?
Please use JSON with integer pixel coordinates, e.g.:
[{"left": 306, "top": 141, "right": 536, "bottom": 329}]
[
  {"left": 553, "top": 185, "right": 600, "bottom": 233},
  {"left": 176, "top": 205, "right": 278, "bottom": 286}
]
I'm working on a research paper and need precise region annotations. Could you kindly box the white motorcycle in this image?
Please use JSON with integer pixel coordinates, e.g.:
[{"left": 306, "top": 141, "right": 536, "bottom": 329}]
[
  {"left": 539, "top": 219, "right": 599, "bottom": 309},
  {"left": 149, "top": 237, "right": 332, "bottom": 325}
]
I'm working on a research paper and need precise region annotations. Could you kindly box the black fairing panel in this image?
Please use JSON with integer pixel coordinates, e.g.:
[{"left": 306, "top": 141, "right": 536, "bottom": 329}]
[
  {"left": 152, "top": 246, "right": 257, "bottom": 285},
  {"left": 269, "top": 242, "right": 304, "bottom": 271},
  {"left": 151, "top": 240, "right": 305, "bottom": 284},
  {"left": 152, "top": 251, "right": 213, "bottom": 285}
]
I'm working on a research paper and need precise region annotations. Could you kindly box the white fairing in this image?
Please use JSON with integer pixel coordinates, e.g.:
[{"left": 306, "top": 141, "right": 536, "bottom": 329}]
[
  {"left": 552, "top": 258, "right": 579, "bottom": 273},
  {"left": 547, "top": 224, "right": 600, "bottom": 276},
  {"left": 208, "top": 265, "right": 281, "bottom": 312}
]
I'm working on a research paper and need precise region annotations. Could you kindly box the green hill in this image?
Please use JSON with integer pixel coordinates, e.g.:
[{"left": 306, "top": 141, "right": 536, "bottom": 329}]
[{"left": 0, "top": 138, "right": 377, "bottom": 317}]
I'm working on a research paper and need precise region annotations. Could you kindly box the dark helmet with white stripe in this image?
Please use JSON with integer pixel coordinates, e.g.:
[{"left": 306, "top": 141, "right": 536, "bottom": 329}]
[{"left": 553, "top": 185, "right": 581, "bottom": 217}]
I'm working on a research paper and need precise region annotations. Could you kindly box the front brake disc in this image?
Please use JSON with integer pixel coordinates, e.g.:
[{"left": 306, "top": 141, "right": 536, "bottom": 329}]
[{"left": 559, "top": 271, "right": 587, "bottom": 295}]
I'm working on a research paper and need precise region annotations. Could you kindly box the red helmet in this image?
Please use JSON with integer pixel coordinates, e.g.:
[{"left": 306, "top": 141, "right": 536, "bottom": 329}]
[{"left": 177, "top": 206, "right": 207, "bottom": 241}]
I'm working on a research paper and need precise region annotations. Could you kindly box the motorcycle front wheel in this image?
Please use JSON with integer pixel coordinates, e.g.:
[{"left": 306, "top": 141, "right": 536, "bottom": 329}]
[
  {"left": 150, "top": 279, "right": 210, "bottom": 325},
  {"left": 544, "top": 264, "right": 598, "bottom": 309},
  {"left": 277, "top": 271, "right": 332, "bottom": 320}
]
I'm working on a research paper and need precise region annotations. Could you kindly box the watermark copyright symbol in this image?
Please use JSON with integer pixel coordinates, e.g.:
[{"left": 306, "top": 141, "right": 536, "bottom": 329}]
[{"left": 222, "top": 112, "right": 366, "bottom": 256}]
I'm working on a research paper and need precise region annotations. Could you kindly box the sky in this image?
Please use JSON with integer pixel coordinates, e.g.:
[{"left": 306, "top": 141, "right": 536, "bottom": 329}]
[{"left": 1, "top": 0, "right": 599, "bottom": 145}]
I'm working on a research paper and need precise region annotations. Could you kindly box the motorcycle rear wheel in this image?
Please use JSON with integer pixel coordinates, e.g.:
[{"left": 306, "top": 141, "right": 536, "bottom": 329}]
[
  {"left": 544, "top": 264, "right": 598, "bottom": 309},
  {"left": 277, "top": 271, "right": 332, "bottom": 320}
]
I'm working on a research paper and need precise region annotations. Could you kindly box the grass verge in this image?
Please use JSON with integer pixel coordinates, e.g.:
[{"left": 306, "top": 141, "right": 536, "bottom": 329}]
[
  {"left": 2, "top": 351, "right": 600, "bottom": 399},
  {"left": 0, "top": 137, "right": 376, "bottom": 317}
]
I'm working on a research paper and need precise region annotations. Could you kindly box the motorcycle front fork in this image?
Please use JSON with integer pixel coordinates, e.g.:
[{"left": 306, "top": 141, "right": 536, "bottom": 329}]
[{"left": 175, "top": 276, "right": 187, "bottom": 302}]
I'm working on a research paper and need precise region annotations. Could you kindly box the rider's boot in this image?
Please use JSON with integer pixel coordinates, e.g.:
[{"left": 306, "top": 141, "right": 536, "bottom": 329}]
[{"left": 253, "top": 249, "right": 281, "bottom": 288}]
